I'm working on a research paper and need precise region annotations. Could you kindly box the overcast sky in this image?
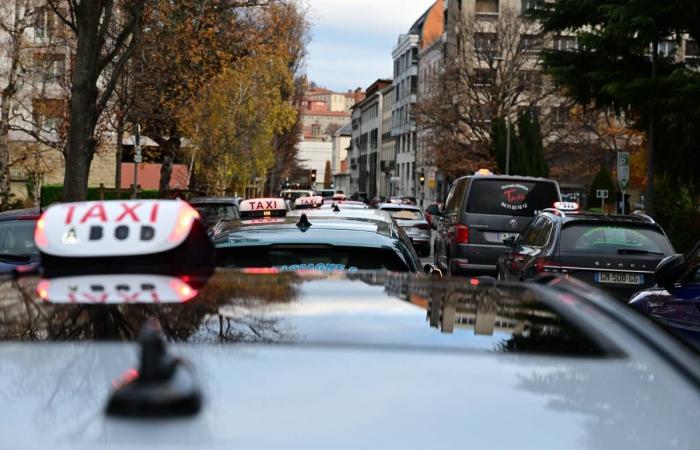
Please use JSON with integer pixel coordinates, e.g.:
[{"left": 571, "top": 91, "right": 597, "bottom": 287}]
[{"left": 304, "top": 0, "right": 433, "bottom": 92}]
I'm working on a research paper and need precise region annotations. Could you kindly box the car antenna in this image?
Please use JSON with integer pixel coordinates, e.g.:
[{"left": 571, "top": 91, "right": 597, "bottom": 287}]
[
  {"left": 332, "top": 204, "right": 340, "bottom": 212},
  {"left": 297, "top": 213, "right": 312, "bottom": 232}
]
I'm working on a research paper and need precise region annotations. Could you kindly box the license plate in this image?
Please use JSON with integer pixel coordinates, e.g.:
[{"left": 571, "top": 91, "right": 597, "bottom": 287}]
[
  {"left": 595, "top": 272, "right": 644, "bottom": 285},
  {"left": 496, "top": 232, "right": 518, "bottom": 241}
]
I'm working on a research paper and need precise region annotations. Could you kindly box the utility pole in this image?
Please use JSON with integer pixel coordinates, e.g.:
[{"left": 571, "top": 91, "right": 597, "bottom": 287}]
[{"left": 132, "top": 123, "right": 141, "bottom": 199}]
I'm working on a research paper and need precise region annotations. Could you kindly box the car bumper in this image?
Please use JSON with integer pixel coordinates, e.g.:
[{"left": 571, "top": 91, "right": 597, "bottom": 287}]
[{"left": 450, "top": 258, "right": 495, "bottom": 274}]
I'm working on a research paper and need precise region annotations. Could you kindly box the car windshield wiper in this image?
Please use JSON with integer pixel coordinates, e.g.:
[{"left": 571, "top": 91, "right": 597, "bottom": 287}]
[
  {"left": 0, "top": 253, "right": 33, "bottom": 262},
  {"left": 617, "top": 249, "right": 664, "bottom": 256}
]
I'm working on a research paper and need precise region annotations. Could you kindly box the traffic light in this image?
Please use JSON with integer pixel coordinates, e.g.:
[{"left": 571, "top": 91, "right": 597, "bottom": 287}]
[
  {"left": 310, "top": 170, "right": 317, "bottom": 183},
  {"left": 419, "top": 172, "right": 425, "bottom": 186}
]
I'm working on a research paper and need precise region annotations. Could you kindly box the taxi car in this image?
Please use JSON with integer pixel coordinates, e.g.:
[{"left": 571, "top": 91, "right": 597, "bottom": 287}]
[
  {"left": 2, "top": 198, "right": 700, "bottom": 449},
  {"left": 212, "top": 198, "right": 422, "bottom": 273},
  {"left": 378, "top": 203, "right": 431, "bottom": 256},
  {"left": 188, "top": 196, "right": 240, "bottom": 228},
  {"left": 497, "top": 204, "right": 675, "bottom": 298},
  {"left": 630, "top": 240, "right": 700, "bottom": 346}
]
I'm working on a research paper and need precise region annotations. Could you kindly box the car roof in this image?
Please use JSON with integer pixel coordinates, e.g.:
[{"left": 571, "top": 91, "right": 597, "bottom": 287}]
[
  {"left": 379, "top": 203, "right": 421, "bottom": 211},
  {"left": 288, "top": 208, "right": 393, "bottom": 224},
  {"left": 2, "top": 273, "right": 700, "bottom": 449},
  {"left": 189, "top": 197, "right": 240, "bottom": 205},
  {"left": 0, "top": 207, "right": 41, "bottom": 221},
  {"left": 457, "top": 174, "right": 559, "bottom": 183},
  {"left": 542, "top": 211, "right": 660, "bottom": 227},
  {"left": 213, "top": 216, "right": 402, "bottom": 248}
]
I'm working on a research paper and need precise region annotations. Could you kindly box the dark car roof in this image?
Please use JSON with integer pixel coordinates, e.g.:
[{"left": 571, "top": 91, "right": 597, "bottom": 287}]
[
  {"left": 456, "top": 174, "right": 559, "bottom": 183},
  {"left": 0, "top": 207, "right": 41, "bottom": 221},
  {"left": 189, "top": 197, "right": 240, "bottom": 205},
  {"left": 543, "top": 211, "right": 660, "bottom": 227},
  {"left": 213, "top": 217, "right": 402, "bottom": 248}
]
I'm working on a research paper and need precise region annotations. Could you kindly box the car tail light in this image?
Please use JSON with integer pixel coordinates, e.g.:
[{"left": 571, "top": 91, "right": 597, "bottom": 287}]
[
  {"left": 456, "top": 225, "right": 469, "bottom": 244},
  {"left": 535, "top": 258, "right": 559, "bottom": 274},
  {"left": 416, "top": 223, "right": 430, "bottom": 230}
]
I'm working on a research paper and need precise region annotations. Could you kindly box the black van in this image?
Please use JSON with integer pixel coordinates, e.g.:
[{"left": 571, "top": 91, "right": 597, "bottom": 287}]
[{"left": 434, "top": 174, "right": 561, "bottom": 275}]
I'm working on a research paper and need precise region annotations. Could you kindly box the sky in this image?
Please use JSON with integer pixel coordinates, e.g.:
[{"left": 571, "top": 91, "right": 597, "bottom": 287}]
[{"left": 304, "top": 0, "right": 434, "bottom": 92}]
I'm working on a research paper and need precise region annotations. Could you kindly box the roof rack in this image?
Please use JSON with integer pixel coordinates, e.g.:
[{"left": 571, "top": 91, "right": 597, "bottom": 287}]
[
  {"left": 631, "top": 210, "right": 656, "bottom": 224},
  {"left": 542, "top": 208, "right": 566, "bottom": 218}
]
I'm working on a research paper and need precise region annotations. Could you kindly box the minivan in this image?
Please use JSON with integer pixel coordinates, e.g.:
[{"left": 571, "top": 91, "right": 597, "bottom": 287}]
[{"left": 434, "top": 173, "right": 561, "bottom": 275}]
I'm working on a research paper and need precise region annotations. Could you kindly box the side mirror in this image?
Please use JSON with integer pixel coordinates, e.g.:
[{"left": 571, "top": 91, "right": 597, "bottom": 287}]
[
  {"left": 423, "top": 264, "right": 443, "bottom": 277},
  {"left": 503, "top": 236, "right": 516, "bottom": 248},
  {"left": 655, "top": 254, "right": 686, "bottom": 288},
  {"left": 426, "top": 205, "right": 440, "bottom": 216}
]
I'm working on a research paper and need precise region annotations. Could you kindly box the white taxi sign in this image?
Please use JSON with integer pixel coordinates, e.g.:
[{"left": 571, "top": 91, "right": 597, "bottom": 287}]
[
  {"left": 35, "top": 200, "right": 199, "bottom": 258},
  {"left": 554, "top": 202, "right": 580, "bottom": 212},
  {"left": 37, "top": 274, "right": 198, "bottom": 304},
  {"left": 239, "top": 198, "right": 287, "bottom": 220},
  {"left": 294, "top": 196, "right": 323, "bottom": 209}
]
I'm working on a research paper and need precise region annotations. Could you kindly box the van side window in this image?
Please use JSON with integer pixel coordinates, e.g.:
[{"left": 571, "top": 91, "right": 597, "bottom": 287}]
[
  {"left": 445, "top": 178, "right": 468, "bottom": 215},
  {"left": 521, "top": 218, "right": 544, "bottom": 246},
  {"left": 533, "top": 219, "right": 554, "bottom": 247}
]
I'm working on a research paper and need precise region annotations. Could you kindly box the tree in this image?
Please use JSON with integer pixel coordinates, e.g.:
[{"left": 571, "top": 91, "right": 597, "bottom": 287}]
[
  {"left": 415, "top": 6, "right": 554, "bottom": 177},
  {"left": 47, "top": 0, "right": 145, "bottom": 201},
  {"left": 323, "top": 160, "right": 332, "bottom": 189},
  {"left": 534, "top": 0, "right": 700, "bottom": 213},
  {"left": 588, "top": 166, "right": 617, "bottom": 211},
  {"left": 516, "top": 111, "right": 548, "bottom": 177}
]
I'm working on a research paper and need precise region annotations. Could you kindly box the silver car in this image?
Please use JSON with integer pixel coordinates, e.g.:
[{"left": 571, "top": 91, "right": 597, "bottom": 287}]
[{"left": 379, "top": 203, "right": 431, "bottom": 256}]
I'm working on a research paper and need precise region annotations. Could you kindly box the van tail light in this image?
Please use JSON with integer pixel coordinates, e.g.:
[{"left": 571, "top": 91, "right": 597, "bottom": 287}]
[
  {"left": 456, "top": 225, "right": 469, "bottom": 244},
  {"left": 535, "top": 258, "right": 559, "bottom": 274}
]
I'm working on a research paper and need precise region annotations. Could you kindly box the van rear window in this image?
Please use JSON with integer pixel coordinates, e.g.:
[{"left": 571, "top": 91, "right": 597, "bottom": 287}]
[{"left": 466, "top": 179, "right": 559, "bottom": 217}]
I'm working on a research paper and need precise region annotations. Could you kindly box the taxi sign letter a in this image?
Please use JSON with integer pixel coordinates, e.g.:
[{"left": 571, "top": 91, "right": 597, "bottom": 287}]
[{"left": 80, "top": 204, "right": 108, "bottom": 224}]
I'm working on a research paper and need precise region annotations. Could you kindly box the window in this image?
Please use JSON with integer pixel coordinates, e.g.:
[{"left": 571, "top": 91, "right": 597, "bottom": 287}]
[
  {"left": 370, "top": 129, "right": 378, "bottom": 150},
  {"left": 475, "top": 0, "right": 499, "bottom": 15},
  {"left": 519, "top": 34, "right": 543, "bottom": 53},
  {"left": 553, "top": 35, "right": 578, "bottom": 52},
  {"left": 33, "top": 7, "right": 48, "bottom": 39},
  {"left": 311, "top": 125, "right": 322, "bottom": 136},
  {"left": 518, "top": 70, "right": 542, "bottom": 90},
  {"left": 466, "top": 180, "right": 560, "bottom": 217},
  {"left": 33, "top": 53, "right": 65, "bottom": 84},
  {"left": 521, "top": 0, "right": 543, "bottom": 13},
  {"left": 658, "top": 39, "right": 678, "bottom": 58},
  {"left": 686, "top": 40, "right": 700, "bottom": 59},
  {"left": 552, "top": 105, "right": 570, "bottom": 125},
  {"left": 444, "top": 178, "right": 468, "bottom": 215},
  {"left": 474, "top": 32, "right": 498, "bottom": 54},
  {"left": 561, "top": 225, "right": 674, "bottom": 255},
  {"left": 473, "top": 68, "right": 496, "bottom": 86}
]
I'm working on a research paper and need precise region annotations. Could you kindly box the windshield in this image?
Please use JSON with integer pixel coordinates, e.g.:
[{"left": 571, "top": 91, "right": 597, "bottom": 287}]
[
  {"left": 0, "top": 220, "right": 38, "bottom": 258},
  {"left": 466, "top": 179, "right": 560, "bottom": 217},
  {"left": 383, "top": 209, "right": 424, "bottom": 220},
  {"left": 561, "top": 225, "right": 675, "bottom": 255},
  {"left": 193, "top": 205, "right": 239, "bottom": 224},
  {"left": 217, "top": 246, "right": 410, "bottom": 272}
]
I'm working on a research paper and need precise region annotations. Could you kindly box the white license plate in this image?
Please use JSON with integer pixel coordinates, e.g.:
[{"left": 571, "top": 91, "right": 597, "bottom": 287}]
[
  {"left": 596, "top": 272, "right": 644, "bottom": 285},
  {"left": 496, "top": 232, "right": 518, "bottom": 241}
]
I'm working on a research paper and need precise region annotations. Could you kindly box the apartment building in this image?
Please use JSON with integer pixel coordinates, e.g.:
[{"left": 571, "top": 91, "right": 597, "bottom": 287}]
[{"left": 349, "top": 79, "right": 392, "bottom": 197}]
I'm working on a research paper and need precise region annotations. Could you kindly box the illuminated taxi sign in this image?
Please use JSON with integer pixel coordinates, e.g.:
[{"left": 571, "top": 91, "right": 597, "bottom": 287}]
[
  {"left": 554, "top": 202, "right": 580, "bottom": 212},
  {"left": 36, "top": 274, "right": 198, "bottom": 304},
  {"left": 35, "top": 200, "right": 199, "bottom": 257},
  {"left": 475, "top": 169, "right": 494, "bottom": 176},
  {"left": 239, "top": 198, "right": 287, "bottom": 220},
  {"left": 294, "top": 196, "right": 323, "bottom": 209}
]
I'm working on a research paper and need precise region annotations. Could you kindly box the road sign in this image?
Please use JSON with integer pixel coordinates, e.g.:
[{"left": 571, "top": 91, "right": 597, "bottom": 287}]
[
  {"left": 617, "top": 151, "right": 630, "bottom": 190},
  {"left": 596, "top": 190, "right": 609, "bottom": 199}
]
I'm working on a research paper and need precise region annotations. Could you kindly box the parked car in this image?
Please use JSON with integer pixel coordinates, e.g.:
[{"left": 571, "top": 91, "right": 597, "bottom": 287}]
[
  {"left": 630, "top": 240, "right": 700, "bottom": 347},
  {"left": 497, "top": 206, "right": 676, "bottom": 299},
  {"left": 188, "top": 197, "right": 240, "bottom": 228},
  {"left": 379, "top": 204, "right": 431, "bottom": 257},
  {"left": 424, "top": 202, "right": 443, "bottom": 229},
  {"left": 434, "top": 171, "right": 561, "bottom": 275},
  {"left": 0, "top": 207, "right": 41, "bottom": 275}
]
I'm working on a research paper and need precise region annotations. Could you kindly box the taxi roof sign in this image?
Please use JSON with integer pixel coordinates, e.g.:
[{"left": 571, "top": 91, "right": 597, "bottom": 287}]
[
  {"left": 35, "top": 199, "right": 200, "bottom": 258},
  {"left": 239, "top": 198, "right": 287, "bottom": 220},
  {"left": 554, "top": 202, "right": 580, "bottom": 212},
  {"left": 294, "top": 196, "right": 323, "bottom": 209},
  {"left": 475, "top": 169, "right": 493, "bottom": 176}
]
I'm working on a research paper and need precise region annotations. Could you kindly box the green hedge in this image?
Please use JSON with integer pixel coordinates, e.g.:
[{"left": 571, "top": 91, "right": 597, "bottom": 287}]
[{"left": 41, "top": 185, "right": 161, "bottom": 206}]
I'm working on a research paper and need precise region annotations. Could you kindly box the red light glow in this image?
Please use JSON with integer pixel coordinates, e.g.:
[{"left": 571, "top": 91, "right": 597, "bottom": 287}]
[
  {"left": 36, "top": 279, "right": 50, "bottom": 301},
  {"left": 34, "top": 214, "right": 49, "bottom": 248},
  {"left": 169, "top": 279, "right": 198, "bottom": 302},
  {"left": 469, "top": 278, "right": 480, "bottom": 286},
  {"left": 168, "top": 203, "right": 200, "bottom": 243}
]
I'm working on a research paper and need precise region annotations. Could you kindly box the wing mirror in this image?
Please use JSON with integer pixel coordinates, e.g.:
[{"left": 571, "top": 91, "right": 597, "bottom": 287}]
[
  {"left": 503, "top": 236, "right": 517, "bottom": 248},
  {"left": 423, "top": 264, "right": 443, "bottom": 277},
  {"left": 654, "top": 254, "right": 685, "bottom": 288}
]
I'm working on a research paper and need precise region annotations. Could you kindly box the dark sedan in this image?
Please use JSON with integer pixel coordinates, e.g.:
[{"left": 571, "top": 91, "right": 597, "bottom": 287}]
[
  {"left": 497, "top": 209, "right": 675, "bottom": 298},
  {"left": 0, "top": 207, "right": 41, "bottom": 274}
]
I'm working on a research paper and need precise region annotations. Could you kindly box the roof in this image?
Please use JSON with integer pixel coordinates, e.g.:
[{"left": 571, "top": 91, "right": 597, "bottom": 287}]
[
  {"left": 0, "top": 207, "right": 41, "bottom": 220},
  {"left": 420, "top": 0, "right": 444, "bottom": 49},
  {"left": 188, "top": 197, "right": 240, "bottom": 206},
  {"left": 336, "top": 122, "right": 353, "bottom": 136},
  {"left": 2, "top": 273, "right": 700, "bottom": 448},
  {"left": 544, "top": 211, "right": 660, "bottom": 226},
  {"left": 121, "top": 163, "right": 189, "bottom": 190}
]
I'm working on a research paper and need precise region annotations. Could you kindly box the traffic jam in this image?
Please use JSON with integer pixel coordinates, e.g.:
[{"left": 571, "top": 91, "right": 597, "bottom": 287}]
[{"left": 0, "top": 170, "right": 699, "bottom": 448}]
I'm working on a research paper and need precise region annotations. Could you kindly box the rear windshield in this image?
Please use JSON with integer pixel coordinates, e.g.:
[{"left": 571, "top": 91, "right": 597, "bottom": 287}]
[
  {"left": 0, "top": 220, "right": 38, "bottom": 258},
  {"left": 561, "top": 224, "right": 674, "bottom": 255},
  {"left": 218, "top": 245, "right": 410, "bottom": 272},
  {"left": 193, "top": 205, "right": 239, "bottom": 224},
  {"left": 384, "top": 209, "right": 424, "bottom": 220},
  {"left": 466, "top": 179, "right": 559, "bottom": 217}
]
